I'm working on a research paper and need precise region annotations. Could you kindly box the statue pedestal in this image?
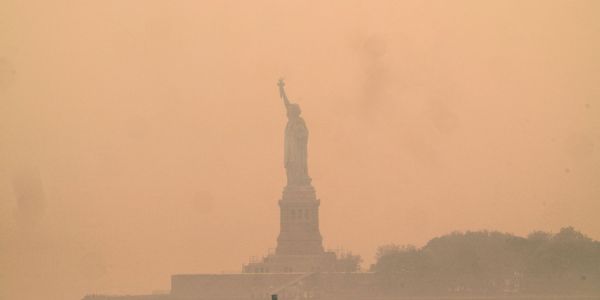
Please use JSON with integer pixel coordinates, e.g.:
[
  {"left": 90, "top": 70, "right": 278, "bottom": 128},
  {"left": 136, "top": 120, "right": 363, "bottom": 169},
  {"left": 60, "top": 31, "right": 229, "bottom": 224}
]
[
  {"left": 242, "top": 184, "right": 335, "bottom": 273},
  {"left": 276, "top": 184, "right": 324, "bottom": 255}
]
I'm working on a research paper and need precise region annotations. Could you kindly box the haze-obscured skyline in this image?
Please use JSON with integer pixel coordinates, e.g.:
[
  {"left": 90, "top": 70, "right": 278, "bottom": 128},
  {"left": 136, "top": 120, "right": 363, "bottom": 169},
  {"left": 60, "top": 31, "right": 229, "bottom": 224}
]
[{"left": 1, "top": 1, "right": 599, "bottom": 299}]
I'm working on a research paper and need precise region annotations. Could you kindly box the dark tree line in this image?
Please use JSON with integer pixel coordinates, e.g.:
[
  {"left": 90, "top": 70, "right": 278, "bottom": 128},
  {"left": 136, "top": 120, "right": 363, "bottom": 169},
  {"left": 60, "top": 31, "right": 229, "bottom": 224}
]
[
  {"left": 334, "top": 251, "right": 363, "bottom": 272},
  {"left": 370, "top": 227, "right": 600, "bottom": 295}
]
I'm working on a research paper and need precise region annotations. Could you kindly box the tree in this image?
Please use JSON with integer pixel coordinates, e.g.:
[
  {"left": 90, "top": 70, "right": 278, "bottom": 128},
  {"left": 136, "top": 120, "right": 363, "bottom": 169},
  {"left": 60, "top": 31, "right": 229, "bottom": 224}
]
[{"left": 371, "top": 228, "right": 600, "bottom": 295}]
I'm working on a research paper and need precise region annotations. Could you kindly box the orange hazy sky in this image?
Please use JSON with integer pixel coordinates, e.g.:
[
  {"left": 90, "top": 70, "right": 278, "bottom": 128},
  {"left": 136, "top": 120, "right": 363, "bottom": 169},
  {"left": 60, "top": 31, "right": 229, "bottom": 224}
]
[{"left": 1, "top": 1, "right": 599, "bottom": 299}]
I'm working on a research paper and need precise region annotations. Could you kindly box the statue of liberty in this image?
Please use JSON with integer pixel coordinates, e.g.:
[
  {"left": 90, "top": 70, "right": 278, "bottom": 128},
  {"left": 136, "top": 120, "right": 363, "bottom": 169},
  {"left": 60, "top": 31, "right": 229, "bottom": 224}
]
[{"left": 278, "top": 79, "right": 311, "bottom": 186}]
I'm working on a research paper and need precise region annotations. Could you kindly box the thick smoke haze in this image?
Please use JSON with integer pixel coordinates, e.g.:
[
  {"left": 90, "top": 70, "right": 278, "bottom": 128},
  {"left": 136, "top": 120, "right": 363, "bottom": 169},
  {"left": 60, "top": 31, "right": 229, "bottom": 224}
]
[{"left": 1, "top": 1, "right": 599, "bottom": 300}]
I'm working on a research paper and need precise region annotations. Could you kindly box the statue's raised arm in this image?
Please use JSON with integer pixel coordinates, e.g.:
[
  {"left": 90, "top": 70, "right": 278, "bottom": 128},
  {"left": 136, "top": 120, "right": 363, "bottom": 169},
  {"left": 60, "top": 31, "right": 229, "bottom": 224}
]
[{"left": 278, "top": 78, "right": 291, "bottom": 109}]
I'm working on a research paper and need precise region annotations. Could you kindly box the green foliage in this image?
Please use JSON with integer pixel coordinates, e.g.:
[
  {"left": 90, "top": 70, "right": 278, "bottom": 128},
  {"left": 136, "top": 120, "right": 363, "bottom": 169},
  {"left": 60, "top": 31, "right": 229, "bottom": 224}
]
[
  {"left": 371, "top": 227, "right": 600, "bottom": 295},
  {"left": 335, "top": 251, "right": 363, "bottom": 272}
]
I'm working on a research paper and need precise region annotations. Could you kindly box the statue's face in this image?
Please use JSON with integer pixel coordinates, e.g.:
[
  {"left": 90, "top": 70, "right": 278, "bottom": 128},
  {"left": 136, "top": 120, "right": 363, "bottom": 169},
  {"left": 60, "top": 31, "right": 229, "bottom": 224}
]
[{"left": 287, "top": 104, "right": 301, "bottom": 118}]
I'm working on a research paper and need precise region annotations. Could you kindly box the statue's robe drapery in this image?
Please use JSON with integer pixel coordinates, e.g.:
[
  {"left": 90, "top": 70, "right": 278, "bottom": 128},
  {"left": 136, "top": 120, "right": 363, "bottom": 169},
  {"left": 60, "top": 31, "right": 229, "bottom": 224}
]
[{"left": 284, "top": 117, "right": 311, "bottom": 186}]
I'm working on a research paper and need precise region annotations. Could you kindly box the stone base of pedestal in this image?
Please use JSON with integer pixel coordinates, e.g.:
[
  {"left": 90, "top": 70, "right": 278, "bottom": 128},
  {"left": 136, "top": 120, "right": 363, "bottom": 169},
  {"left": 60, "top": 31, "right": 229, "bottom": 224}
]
[{"left": 242, "top": 251, "right": 337, "bottom": 273}]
